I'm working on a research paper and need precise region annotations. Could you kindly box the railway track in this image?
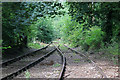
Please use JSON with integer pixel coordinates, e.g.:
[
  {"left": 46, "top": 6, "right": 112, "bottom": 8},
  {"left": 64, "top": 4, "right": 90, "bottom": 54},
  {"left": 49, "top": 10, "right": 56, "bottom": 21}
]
[
  {"left": 2, "top": 46, "right": 56, "bottom": 80},
  {"left": 2, "top": 43, "right": 115, "bottom": 80},
  {"left": 2, "top": 43, "right": 51, "bottom": 67},
  {"left": 1, "top": 44, "right": 66, "bottom": 80},
  {"left": 64, "top": 44, "right": 110, "bottom": 79},
  {"left": 54, "top": 44, "right": 66, "bottom": 80}
]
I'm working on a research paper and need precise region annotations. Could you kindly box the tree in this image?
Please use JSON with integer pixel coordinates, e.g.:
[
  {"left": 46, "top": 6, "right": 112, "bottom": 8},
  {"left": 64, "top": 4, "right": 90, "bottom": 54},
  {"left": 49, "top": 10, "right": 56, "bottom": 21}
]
[
  {"left": 30, "top": 17, "right": 54, "bottom": 43},
  {"left": 67, "top": 2, "right": 120, "bottom": 43},
  {"left": 2, "top": 2, "right": 65, "bottom": 48}
]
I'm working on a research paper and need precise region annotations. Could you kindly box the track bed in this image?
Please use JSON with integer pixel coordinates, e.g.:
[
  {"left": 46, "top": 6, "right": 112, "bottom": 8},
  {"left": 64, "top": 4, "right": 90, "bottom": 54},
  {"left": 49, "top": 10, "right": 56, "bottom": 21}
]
[
  {"left": 1, "top": 44, "right": 119, "bottom": 80},
  {"left": 63, "top": 49, "right": 101, "bottom": 78},
  {"left": 15, "top": 51, "right": 62, "bottom": 78},
  {"left": 63, "top": 45, "right": 119, "bottom": 79},
  {"left": 2, "top": 46, "right": 55, "bottom": 79}
]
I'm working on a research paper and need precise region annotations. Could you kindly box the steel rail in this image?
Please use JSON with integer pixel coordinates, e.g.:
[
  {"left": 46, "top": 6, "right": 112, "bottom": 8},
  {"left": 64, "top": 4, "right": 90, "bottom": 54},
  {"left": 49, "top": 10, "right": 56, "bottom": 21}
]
[
  {"left": 1, "top": 48, "right": 56, "bottom": 80},
  {"left": 2, "top": 43, "right": 51, "bottom": 67},
  {"left": 53, "top": 44, "right": 66, "bottom": 80},
  {"left": 64, "top": 44, "right": 108, "bottom": 79}
]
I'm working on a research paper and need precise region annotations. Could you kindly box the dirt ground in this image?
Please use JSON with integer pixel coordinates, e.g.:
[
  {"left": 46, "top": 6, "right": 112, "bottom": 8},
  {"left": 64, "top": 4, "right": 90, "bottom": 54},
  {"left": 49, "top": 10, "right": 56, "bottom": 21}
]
[
  {"left": 62, "top": 47, "right": 119, "bottom": 79},
  {"left": 2, "top": 45, "right": 120, "bottom": 80},
  {"left": 15, "top": 51, "right": 62, "bottom": 79},
  {"left": 15, "top": 46, "right": 119, "bottom": 79}
]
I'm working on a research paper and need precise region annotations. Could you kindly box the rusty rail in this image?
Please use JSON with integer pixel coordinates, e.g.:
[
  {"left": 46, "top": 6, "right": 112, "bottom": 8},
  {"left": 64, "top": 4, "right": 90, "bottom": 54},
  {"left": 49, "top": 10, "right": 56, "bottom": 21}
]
[
  {"left": 2, "top": 43, "right": 51, "bottom": 67},
  {"left": 53, "top": 44, "right": 66, "bottom": 80},
  {"left": 64, "top": 44, "right": 108, "bottom": 79},
  {"left": 1, "top": 48, "right": 56, "bottom": 80}
]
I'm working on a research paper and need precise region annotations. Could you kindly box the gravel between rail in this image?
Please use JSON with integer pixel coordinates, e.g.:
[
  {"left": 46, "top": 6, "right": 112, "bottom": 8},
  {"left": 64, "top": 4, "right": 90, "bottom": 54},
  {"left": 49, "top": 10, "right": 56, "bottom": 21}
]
[
  {"left": 63, "top": 49, "right": 102, "bottom": 78},
  {"left": 15, "top": 51, "right": 62, "bottom": 78},
  {"left": 62, "top": 45, "right": 119, "bottom": 79},
  {"left": 1, "top": 44, "right": 119, "bottom": 80},
  {"left": 2, "top": 46, "right": 55, "bottom": 79}
]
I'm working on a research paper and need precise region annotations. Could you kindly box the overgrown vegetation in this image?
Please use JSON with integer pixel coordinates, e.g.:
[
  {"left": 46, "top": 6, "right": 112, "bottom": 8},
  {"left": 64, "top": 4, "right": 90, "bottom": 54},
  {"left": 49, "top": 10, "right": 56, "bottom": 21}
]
[
  {"left": 53, "top": 63, "right": 61, "bottom": 67},
  {"left": 28, "top": 43, "right": 44, "bottom": 49},
  {"left": 30, "top": 17, "right": 55, "bottom": 43},
  {"left": 2, "top": 2, "right": 120, "bottom": 56},
  {"left": 25, "top": 70, "right": 31, "bottom": 79},
  {"left": 2, "top": 2, "right": 64, "bottom": 49},
  {"left": 59, "top": 2, "right": 120, "bottom": 56}
]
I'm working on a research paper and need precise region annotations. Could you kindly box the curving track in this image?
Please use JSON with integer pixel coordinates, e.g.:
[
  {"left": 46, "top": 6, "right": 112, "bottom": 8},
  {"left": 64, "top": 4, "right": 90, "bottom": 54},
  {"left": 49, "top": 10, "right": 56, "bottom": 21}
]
[
  {"left": 54, "top": 44, "right": 66, "bottom": 80},
  {"left": 2, "top": 48, "right": 56, "bottom": 80},
  {"left": 1, "top": 43, "right": 116, "bottom": 80},
  {"left": 1, "top": 44, "right": 66, "bottom": 80}
]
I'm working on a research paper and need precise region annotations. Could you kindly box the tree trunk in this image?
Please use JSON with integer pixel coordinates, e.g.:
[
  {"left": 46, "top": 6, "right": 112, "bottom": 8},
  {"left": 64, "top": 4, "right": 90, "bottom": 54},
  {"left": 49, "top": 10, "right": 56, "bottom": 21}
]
[
  {"left": 103, "top": 10, "right": 112, "bottom": 43},
  {"left": 23, "top": 36, "right": 28, "bottom": 48}
]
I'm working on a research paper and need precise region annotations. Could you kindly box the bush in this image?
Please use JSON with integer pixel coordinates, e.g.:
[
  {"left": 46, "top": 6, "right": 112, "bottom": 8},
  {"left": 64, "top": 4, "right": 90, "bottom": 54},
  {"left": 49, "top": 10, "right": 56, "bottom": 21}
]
[
  {"left": 59, "top": 14, "right": 105, "bottom": 51},
  {"left": 105, "top": 41, "right": 119, "bottom": 55},
  {"left": 62, "top": 18, "right": 105, "bottom": 51},
  {"left": 28, "top": 43, "right": 44, "bottom": 49},
  {"left": 30, "top": 17, "right": 55, "bottom": 43},
  {"left": 61, "top": 15, "right": 81, "bottom": 45},
  {"left": 83, "top": 26, "right": 104, "bottom": 50}
]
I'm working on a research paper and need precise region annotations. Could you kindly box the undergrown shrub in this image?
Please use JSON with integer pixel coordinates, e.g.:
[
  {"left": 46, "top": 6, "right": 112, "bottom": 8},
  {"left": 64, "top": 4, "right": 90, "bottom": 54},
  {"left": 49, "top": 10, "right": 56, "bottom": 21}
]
[
  {"left": 62, "top": 17, "right": 105, "bottom": 51},
  {"left": 84, "top": 26, "right": 105, "bottom": 50},
  {"left": 106, "top": 41, "right": 119, "bottom": 55},
  {"left": 74, "top": 25, "right": 105, "bottom": 51},
  {"left": 30, "top": 17, "right": 55, "bottom": 43}
]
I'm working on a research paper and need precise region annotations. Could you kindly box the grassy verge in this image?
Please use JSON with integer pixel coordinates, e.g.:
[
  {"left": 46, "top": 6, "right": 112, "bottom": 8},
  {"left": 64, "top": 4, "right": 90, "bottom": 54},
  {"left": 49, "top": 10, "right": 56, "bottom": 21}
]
[{"left": 28, "top": 43, "right": 45, "bottom": 49}]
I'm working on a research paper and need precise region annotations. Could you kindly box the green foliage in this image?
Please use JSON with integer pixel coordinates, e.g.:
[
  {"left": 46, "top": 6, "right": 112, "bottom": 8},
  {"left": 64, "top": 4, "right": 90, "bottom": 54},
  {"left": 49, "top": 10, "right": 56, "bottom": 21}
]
[
  {"left": 73, "top": 53, "right": 76, "bottom": 56},
  {"left": 99, "top": 38, "right": 120, "bottom": 56},
  {"left": 0, "top": 40, "right": 2, "bottom": 44},
  {"left": 1, "top": 46, "right": 11, "bottom": 49},
  {"left": 106, "top": 41, "right": 119, "bottom": 55},
  {"left": 53, "top": 63, "right": 61, "bottom": 67},
  {"left": 83, "top": 26, "right": 104, "bottom": 50},
  {"left": 0, "top": 40, "right": 11, "bottom": 52},
  {"left": 25, "top": 70, "right": 30, "bottom": 79},
  {"left": 28, "top": 43, "right": 44, "bottom": 49},
  {"left": 73, "top": 59, "right": 80, "bottom": 63},
  {"left": 2, "top": 2, "right": 120, "bottom": 57},
  {"left": 2, "top": 2, "right": 65, "bottom": 48},
  {"left": 68, "top": 2, "right": 120, "bottom": 43},
  {"left": 61, "top": 15, "right": 80, "bottom": 43},
  {"left": 112, "top": 57, "right": 118, "bottom": 65},
  {"left": 31, "top": 17, "right": 55, "bottom": 43},
  {"left": 52, "top": 3, "right": 69, "bottom": 39},
  {"left": 59, "top": 45, "right": 68, "bottom": 51},
  {"left": 2, "top": 3, "right": 21, "bottom": 47},
  {"left": 60, "top": 14, "right": 104, "bottom": 50},
  {"left": 52, "top": 15, "right": 65, "bottom": 38},
  {"left": 56, "top": 2, "right": 120, "bottom": 54}
]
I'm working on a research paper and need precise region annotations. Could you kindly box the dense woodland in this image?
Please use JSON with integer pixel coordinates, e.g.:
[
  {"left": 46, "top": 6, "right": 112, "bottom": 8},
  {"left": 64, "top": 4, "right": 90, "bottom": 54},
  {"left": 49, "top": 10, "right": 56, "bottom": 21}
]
[{"left": 2, "top": 2, "right": 120, "bottom": 56}]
